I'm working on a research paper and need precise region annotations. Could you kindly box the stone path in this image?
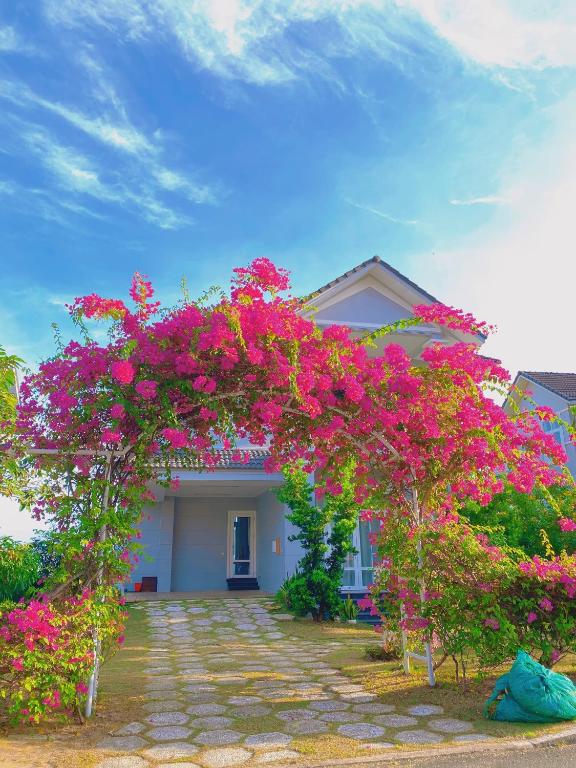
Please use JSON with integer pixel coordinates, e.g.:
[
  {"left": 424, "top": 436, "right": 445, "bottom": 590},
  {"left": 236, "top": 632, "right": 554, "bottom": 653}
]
[{"left": 96, "top": 598, "right": 487, "bottom": 767}]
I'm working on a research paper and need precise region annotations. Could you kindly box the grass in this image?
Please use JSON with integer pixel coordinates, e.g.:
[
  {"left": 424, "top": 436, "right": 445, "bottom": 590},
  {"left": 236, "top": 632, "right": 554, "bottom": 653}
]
[{"left": 1, "top": 601, "right": 575, "bottom": 767}]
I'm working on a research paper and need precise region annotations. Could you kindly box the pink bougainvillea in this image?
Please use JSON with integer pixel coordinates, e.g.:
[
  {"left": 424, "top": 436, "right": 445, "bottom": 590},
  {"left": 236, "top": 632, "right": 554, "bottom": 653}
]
[{"left": 9, "top": 257, "right": 574, "bottom": 718}]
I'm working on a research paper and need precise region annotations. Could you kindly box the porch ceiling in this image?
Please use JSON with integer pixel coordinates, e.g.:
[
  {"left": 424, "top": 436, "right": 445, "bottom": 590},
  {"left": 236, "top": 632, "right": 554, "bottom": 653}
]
[{"left": 170, "top": 478, "right": 281, "bottom": 497}]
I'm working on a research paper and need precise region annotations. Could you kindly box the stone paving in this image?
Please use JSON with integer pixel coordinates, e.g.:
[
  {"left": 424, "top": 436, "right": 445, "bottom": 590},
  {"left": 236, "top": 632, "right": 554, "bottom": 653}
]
[{"left": 95, "top": 598, "right": 488, "bottom": 767}]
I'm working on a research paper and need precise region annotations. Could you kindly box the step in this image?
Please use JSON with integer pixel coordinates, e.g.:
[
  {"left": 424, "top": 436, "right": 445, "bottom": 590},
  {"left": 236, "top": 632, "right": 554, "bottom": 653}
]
[{"left": 227, "top": 577, "right": 260, "bottom": 591}]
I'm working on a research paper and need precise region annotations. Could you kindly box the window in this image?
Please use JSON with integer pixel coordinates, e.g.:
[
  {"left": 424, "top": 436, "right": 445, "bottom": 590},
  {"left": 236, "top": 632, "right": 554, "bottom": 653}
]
[{"left": 342, "top": 519, "right": 379, "bottom": 589}]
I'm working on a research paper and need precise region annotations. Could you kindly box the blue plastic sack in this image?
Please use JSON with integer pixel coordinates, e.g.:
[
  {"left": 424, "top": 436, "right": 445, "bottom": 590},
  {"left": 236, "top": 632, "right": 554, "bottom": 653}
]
[{"left": 484, "top": 650, "right": 576, "bottom": 723}]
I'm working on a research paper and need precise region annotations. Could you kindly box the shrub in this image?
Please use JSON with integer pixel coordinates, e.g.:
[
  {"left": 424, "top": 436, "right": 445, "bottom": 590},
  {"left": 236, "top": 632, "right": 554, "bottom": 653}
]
[
  {"left": 369, "top": 520, "right": 576, "bottom": 677},
  {"left": 276, "top": 464, "right": 359, "bottom": 621},
  {"left": 0, "top": 536, "right": 41, "bottom": 602},
  {"left": 0, "top": 587, "right": 125, "bottom": 723},
  {"left": 364, "top": 638, "right": 401, "bottom": 661},
  {"left": 460, "top": 484, "right": 576, "bottom": 558},
  {"left": 338, "top": 596, "right": 359, "bottom": 621}
]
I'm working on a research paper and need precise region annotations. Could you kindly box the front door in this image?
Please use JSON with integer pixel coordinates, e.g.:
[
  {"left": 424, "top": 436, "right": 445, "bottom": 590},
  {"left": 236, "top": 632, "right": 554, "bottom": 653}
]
[{"left": 227, "top": 511, "right": 256, "bottom": 578}]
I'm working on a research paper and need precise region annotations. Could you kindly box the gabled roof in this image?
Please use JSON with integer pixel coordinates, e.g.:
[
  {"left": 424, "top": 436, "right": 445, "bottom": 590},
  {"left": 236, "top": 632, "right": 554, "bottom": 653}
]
[
  {"left": 304, "top": 255, "right": 439, "bottom": 304},
  {"left": 516, "top": 371, "right": 576, "bottom": 402}
]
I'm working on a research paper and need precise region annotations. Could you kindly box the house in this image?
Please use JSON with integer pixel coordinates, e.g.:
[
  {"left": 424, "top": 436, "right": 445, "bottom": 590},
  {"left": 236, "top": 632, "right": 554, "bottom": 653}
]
[
  {"left": 131, "top": 257, "right": 484, "bottom": 595},
  {"left": 506, "top": 371, "right": 576, "bottom": 477}
]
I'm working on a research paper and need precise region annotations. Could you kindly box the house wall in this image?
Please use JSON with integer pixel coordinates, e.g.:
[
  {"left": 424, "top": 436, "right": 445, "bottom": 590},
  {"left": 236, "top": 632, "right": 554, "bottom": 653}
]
[
  {"left": 256, "top": 491, "right": 288, "bottom": 593},
  {"left": 518, "top": 378, "right": 576, "bottom": 477},
  {"left": 314, "top": 286, "right": 410, "bottom": 326},
  {"left": 132, "top": 497, "right": 175, "bottom": 592}
]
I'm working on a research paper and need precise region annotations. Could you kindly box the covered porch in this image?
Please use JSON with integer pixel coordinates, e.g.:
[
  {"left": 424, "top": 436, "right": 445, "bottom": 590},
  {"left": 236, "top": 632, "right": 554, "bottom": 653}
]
[{"left": 131, "top": 467, "right": 296, "bottom": 595}]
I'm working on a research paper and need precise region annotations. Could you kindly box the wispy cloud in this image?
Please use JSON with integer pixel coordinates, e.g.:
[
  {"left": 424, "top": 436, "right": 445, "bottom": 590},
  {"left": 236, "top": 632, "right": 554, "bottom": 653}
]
[
  {"left": 345, "top": 197, "right": 418, "bottom": 226},
  {"left": 0, "top": 25, "right": 35, "bottom": 55},
  {"left": 42, "top": 0, "right": 576, "bottom": 87},
  {"left": 0, "top": 63, "right": 219, "bottom": 227},
  {"left": 450, "top": 195, "right": 509, "bottom": 206}
]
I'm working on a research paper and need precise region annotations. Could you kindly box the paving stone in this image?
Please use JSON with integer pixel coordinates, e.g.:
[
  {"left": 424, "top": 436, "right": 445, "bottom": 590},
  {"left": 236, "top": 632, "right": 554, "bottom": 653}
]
[
  {"left": 244, "top": 733, "right": 292, "bottom": 748},
  {"left": 353, "top": 703, "right": 396, "bottom": 715},
  {"left": 146, "top": 712, "right": 190, "bottom": 726},
  {"left": 255, "top": 751, "right": 300, "bottom": 763},
  {"left": 187, "top": 704, "right": 228, "bottom": 716},
  {"left": 142, "top": 743, "right": 200, "bottom": 760},
  {"left": 146, "top": 725, "right": 193, "bottom": 741},
  {"left": 195, "top": 730, "right": 243, "bottom": 745},
  {"left": 95, "top": 758, "right": 150, "bottom": 768},
  {"left": 428, "top": 718, "right": 474, "bottom": 733},
  {"left": 395, "top": 729, "right": 444, "bottom": 744},
  {"left": 97, "top": 736, "right": 148, "bottom": 751},
  {"left": 190, "top": 716, "right": 233, "bottom": 730},
  {"left": 275, "top": 708, "right": 318, "bottom": 722},
  {"left": 341, "top": 693, "right": 377, "bottom": 703},
  {"left": 199, "top": 747, "right": 252, "bottom": 767},
  {"left": 337, "top": 723, "right": 387, "bottom": 740},
  {"left": 373, "top": 714, "right": 419, "bottom": 728},
  {"left": 114, "top": 722, "right": 146, "bottom": 736},
  {"left": 319, "top": 711, "right": 364, "bottom": 723},
  {"left": 284, "top": 720, "right": 329, "bottom": 735},
  {"left": 407, "top": 704, "right": 445, "bottom": 716},
  {"left": 227, "top": 696, "right": 263, "bottom": 705},
  {"left": 309, "top": 700, "right": 349, "bottom": 712}
]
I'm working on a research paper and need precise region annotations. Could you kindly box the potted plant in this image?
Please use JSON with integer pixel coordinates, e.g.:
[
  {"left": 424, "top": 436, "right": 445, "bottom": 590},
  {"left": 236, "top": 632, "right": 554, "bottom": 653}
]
[{"left": 339, "top": 596, "right": 359, "bottom": 624}]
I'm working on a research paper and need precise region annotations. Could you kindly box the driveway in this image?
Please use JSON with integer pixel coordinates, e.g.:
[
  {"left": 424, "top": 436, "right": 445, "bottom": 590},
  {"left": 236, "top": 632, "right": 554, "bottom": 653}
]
[{"left": 93, "top": 597, "right": 490, "bottom": 767}]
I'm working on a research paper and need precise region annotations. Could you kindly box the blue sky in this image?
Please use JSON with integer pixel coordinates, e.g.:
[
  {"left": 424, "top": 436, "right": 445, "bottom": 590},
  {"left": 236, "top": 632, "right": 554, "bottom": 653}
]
[{"left": 2, "top": 1, "right": 576, "bottom": 539}]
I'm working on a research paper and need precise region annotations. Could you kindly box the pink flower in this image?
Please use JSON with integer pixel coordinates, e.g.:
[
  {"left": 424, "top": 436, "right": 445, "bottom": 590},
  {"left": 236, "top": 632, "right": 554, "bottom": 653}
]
[
  {"left": 111, "top": 360, "right": 135, "bottom": 385},
  {"left": 101, "top": 429, "right": 122, "bottom": 444},
  {"left": 539, "top": 597, "right": 554, "bottom": 612},
  {"left": 110, "top": 403, "right": 126, "bottom": 419},
  {"left": 135, "top": 379, "right": 157, "bottom": 399},
  {"left": 558, "top": 518, "right": 576, "bottom": 532},
  {"left": 11, "top": 658, "right": 24, "bottom": 671},
  {"left": 76, "top": 682, "right": 89, "bottom": 695},
  {"left": 484, "top": 618, "right": 500, "bottom": 630},
  {"left": 527, "top": 611, "right": 538, "bottom": 624},
  {"left": 161, "top": 428, "right": 190, "bottom": 448}
]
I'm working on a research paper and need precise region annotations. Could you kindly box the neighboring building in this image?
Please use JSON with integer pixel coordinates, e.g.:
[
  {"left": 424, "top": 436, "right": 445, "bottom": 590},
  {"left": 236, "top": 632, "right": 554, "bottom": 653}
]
[
  {"left": 132, "top": 257, "right": 483, "bottom": 594},
  {"left": 506, "top": 371, "right": 576, "bottom": 477}
]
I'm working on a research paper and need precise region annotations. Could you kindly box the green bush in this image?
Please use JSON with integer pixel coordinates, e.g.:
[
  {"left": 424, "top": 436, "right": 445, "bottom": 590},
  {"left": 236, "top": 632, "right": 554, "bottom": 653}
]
[
  {"left": 276, "top": 464, "right": 359, "bottom": 621},
  {"left": 0, "top": 536, "right": 41, "bottom": 602},
  {"left": 460, "top": 484, "right": 576, "bottom": 558}
]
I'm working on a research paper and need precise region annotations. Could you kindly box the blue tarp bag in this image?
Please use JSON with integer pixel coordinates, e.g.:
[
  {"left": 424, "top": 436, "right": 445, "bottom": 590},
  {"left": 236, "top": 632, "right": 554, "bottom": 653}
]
[{"left": 484, "top": 650, "right": 576, "bottom": 723}]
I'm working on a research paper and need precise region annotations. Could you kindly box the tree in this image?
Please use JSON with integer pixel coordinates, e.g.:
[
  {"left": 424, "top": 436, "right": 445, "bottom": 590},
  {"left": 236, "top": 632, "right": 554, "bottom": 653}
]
[
  {"left": 276, "top": 464, "right": 358, "bottom": 620},
  {"left": 460, "top": 483, "right": 576, "bottom": 558},
  {"left": 4, "top": 259, "right": 569, "bottom": 719}
]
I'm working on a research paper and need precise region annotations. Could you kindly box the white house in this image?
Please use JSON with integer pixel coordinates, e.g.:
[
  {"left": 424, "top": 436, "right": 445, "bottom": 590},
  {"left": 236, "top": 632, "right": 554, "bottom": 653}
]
[{"left": 131, "top": 257, "right": 484, "bottom": 595}]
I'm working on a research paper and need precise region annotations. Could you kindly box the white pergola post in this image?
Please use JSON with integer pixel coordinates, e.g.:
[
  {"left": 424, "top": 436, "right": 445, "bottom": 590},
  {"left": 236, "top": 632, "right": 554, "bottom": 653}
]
[{"left": 401, "top": 486, "right": 436, "bottom": 687}]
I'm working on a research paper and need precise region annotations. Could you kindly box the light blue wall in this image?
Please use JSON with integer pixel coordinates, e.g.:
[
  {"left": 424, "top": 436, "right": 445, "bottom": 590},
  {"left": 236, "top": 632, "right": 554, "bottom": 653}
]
[
  {"left": 518, "top": 378, "right": 576, "bottom": 478},
  {"left": 171, "top": 497, "right": 256, "bottom": 591},
  {"left": 314, "top": 287, "right": 410, "bottom": 325},
  {"left": 256, "top": 491, "right": 288, "bottom": 593},
  {"left": 132, "top": 497, "right": 174, "bottom": 592}
]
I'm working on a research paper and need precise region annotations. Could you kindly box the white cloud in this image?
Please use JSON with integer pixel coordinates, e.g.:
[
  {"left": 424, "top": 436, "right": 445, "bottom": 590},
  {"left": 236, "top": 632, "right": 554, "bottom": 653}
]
[
  {"left": 345, "top": 197, "right": 418, "bottom": 226},
  {"left": 0, "top": 25, "right": 35, "bottom": 55},
  {"left": 0, "top": 67, "right": 220, "bottom": 227},
  {"left": 42, "top": 0, "right": 576, "bottom": 86},
  {"left": 408, "top": 95, "right": 576, "bottom": 381},
  {"left": 450, "top": 195, "right": 509, "bottom": 206}
]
